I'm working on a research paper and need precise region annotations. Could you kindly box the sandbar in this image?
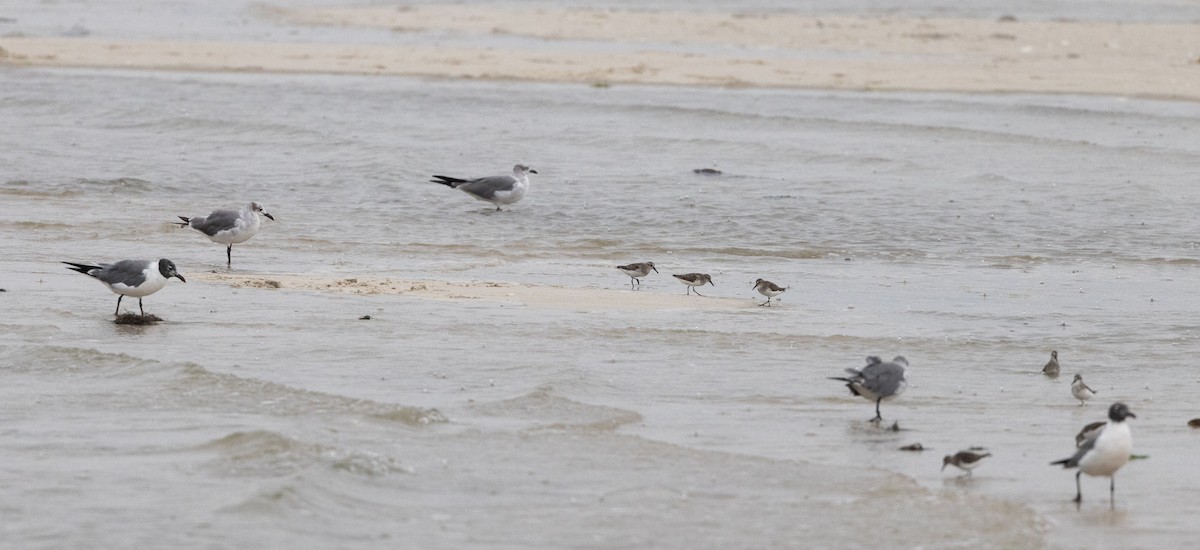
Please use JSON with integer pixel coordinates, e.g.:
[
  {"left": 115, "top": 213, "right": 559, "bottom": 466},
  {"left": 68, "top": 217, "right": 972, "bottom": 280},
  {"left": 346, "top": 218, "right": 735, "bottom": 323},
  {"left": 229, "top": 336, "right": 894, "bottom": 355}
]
[{"left": 1, "top": 6, "right": 1197, "bottom": 100}]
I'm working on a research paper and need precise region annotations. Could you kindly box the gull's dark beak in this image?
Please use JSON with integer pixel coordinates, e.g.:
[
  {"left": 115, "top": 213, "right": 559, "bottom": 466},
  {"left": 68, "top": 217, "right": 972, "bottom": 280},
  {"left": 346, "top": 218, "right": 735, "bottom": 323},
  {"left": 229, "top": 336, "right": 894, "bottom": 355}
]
[
  {"left": 530, "top": 169, "right": 539, "bottom": 174},
  {"left": 264, "top": 212, "right": 275, "bottom": 221},
  {"left": 1127, "top": 412, "right": 1137, "bottom": 419},
  {"left": 175, "top": 273, "right": 187, "bottom": 283}
]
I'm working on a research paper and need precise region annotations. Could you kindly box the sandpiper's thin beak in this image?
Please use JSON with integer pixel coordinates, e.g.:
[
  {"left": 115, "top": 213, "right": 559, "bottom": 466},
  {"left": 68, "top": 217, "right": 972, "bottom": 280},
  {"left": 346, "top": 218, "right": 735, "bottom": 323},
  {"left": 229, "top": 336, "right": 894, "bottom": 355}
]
[
  {"left": 651, "top": 266, "right": 659, "bottom": 273},
  {"left": 264, "top": 212, "right": 275, "bottom": 221},
  {"left": 709, "top": 280, "right": 715, "bottom": 286},
  {"left": 175, "top": 273, "right": 187, "bottom": 283},
  {"left": 529, "top": 169, "right": 539, "bottom": 174},
  {"left": 941, "top": 462, "right": 948, "bottom": 472}
]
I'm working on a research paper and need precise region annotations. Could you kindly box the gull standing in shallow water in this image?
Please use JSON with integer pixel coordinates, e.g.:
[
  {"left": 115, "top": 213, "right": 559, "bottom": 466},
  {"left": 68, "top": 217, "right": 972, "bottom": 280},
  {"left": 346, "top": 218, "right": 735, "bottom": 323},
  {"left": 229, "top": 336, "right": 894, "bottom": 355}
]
[
  {"left": 1042, "top": 350, "right": 1060, "bottom": 378},
  {"left": 942, "top": 451, "right": 991, "bottom": 478},
  {"left": 1071, "top": 373, "right": 1096, "bottom": 405},
  {"left": 616, "top": 262, "right": 657, "bottom": 288},
  {"left": 430, "top": 164, "right": 537, "bottom": 211},
  {"left": 177, "top": 202, "right": 273, "bottom": 267},
  {"left": 673, "top": 273, "right": 713, "bottom": 296},
  {"left": 829, "top": 356, "right": 909, "bottom": 422},
  {"left": 1051, "top": 402, "right": 1135, "bottom": 505},
  {"left": 63, "top": 259, "right": 186, "bottom": 316},
  {"left": 753, "top": 278, "right": 787, "bottom": 306}
]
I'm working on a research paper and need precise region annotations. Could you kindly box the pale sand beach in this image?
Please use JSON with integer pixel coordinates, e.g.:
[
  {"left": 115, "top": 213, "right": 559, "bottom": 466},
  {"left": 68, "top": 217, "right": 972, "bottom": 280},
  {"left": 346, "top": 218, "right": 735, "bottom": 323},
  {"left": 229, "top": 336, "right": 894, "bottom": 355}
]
[
  {"left": 2, "top": 6, "right": 1199, "bottom": 100},
  {"left": 191, "top": 272, "right": 748, "bottom": 312}
]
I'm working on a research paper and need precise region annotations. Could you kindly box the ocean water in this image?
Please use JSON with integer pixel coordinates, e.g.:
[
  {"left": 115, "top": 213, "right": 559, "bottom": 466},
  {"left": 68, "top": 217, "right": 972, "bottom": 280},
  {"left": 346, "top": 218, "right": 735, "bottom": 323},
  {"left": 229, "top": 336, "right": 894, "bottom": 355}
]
[{"left": 4, "top": 2, "right": 1200, "bottom": 548}]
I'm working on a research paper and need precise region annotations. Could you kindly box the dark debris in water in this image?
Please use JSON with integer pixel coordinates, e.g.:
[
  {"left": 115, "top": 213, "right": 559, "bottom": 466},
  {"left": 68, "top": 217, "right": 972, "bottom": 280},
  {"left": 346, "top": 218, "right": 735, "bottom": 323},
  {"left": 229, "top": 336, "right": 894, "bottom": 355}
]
[
  {"left": 899, "top": 443, "right": 924, "bottom": 451},
  {"left": 359, "top": 315, "right": 372, "bottom": 320},
  {"left": 692, "top": 168, "right": 723, "bottom": 175},
  {"left": 114, "top": 313, "right": 163, "bottom": 325},
  {"left": 1189, "top": 418, "right": 1200, "bottom": 428}
]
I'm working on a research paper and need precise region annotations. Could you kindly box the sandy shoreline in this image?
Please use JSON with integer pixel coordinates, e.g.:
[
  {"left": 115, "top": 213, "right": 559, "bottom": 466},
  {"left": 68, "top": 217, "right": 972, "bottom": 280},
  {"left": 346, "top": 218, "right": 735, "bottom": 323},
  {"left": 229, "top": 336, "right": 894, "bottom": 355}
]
[
  {"left": 191, "top": 272, "right": 749, "bottom": 312},
  {"left": 2, "top": 6, "right": 1198, "bottom": 100}
]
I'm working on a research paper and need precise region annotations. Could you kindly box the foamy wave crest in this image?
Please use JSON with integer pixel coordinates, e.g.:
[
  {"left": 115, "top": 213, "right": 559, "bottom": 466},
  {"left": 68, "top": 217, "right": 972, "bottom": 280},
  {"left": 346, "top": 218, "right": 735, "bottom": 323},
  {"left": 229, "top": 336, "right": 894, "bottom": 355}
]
[
  {"left": 178, "top": 364, "right": 448, "bottom": 426},
  {"left": 199, "top": 430, "right": 410, "bottom": 478},
  {"left": 471, "top": 386, "right": 642, "bottom": 432}
]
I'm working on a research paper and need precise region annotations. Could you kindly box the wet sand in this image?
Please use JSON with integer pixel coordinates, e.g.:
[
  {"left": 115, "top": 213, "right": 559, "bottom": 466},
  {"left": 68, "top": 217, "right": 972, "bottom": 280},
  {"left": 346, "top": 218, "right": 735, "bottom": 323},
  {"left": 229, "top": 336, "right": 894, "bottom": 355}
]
[
  {"left": 192, "top": 272, "right": 746, "bottom": 312},
  {"left": 2, "top": 6, "right": 1199, "bottom": 100}
]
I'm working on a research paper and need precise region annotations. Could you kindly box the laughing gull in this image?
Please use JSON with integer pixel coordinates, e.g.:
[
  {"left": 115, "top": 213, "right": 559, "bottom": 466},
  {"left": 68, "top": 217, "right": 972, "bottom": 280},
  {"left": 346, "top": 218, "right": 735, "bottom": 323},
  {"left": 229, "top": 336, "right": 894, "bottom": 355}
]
[
  {"left": 673, "top": 273, "right": 713, "bottom": 296},
  {"left": 1071, "top": 374, "right": 1096, "bottom": 405},
  {"left": 63, "top": 259, "right": 186, "bottom": 316},
  {"left": 942, "top": 451, "right": 991, "bottom": 478},
  {"left": 829, "top": 356, "right": 909, "bottom": 422},
  {"left": 753, "top": 278, "right": 787, "bottom": 307},
  {"left": 176, "top": 202, "right": 274, "bottom": 267},
  {"left": 430, "top": 164, "right": 537, "bottom": 211},
  {"left": 616, "top": 262, "right": 658, "bottom": 288},
  {"left": 1041, "top": 350, "right": 1060, "bottom": 378},
  {"left": 1051, "top": 402, "right": 1136, "bottom": 505}
]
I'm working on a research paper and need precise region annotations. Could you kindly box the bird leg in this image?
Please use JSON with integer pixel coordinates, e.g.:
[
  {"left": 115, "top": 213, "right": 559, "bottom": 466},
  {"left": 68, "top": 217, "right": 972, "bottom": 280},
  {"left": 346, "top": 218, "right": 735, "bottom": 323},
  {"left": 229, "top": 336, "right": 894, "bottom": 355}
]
[
  {"left": 874, "top": 398, "right": 883, "bottom": 422},
  {"left": 114, "top": 295, "right": 124, "bottom": 316},
  {"left": 226, "top": 244, "right": 233, "bottom": 267},
  {"left": 1073, "top": 471, "right": 1083, "bottom": 503},
  {"left": 1110, "top": 477, "right": 1116, "bottom": 509},
  {"left": 138, "top": 298, "right": 145, "bottom": 317},
  {"left": 692, "top": 288, "right": 704, "bottom": 297}
]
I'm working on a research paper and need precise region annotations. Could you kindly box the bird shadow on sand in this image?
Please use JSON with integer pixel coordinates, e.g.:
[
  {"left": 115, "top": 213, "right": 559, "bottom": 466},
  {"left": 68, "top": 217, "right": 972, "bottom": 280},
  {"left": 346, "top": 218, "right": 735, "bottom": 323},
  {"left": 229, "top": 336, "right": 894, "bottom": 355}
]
[{"left": 114, "top": 313, "right": 163, "bottom": 325}]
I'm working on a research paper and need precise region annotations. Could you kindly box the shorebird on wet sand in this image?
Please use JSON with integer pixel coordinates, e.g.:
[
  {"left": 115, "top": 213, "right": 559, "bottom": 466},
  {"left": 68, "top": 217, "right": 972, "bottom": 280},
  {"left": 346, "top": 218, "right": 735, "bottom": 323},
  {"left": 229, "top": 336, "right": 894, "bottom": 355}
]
[
  {"left": 1051, "top": 402, "right": 1136, "bottom": 506},
  {"left": 616, "top": 262, "right": 657, "bottom": 288},
  {"left": 753, "top": 278, "right": 787, "bottom": 306},
  {"left": 177, "top": 201, "right": 273, "bottom": 267},
  {"left": 1071, "top": 374, "right": 1096, "bottom": 405},
  {"left": 63, "top": 259, "right": 186, "bottom": 316},
  {"left": 942, "top": 451, "right": 991, "bottom": 478},
  {"left": 673, "top": 273, "right": 713, "bottom": 296},
  {"left": 430, "top": 164, "right": 537, "bottom": 211},
  {"left": 1042, "top": 350, "right": 1060, "bottom": 378},
  {"left": 829, "top": 356, "right": 909, "bottom": 423}
]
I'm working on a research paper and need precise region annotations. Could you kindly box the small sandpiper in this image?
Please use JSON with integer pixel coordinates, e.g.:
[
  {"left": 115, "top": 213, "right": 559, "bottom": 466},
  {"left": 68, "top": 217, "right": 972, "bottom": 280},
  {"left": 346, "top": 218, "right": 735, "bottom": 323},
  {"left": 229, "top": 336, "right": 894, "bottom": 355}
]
[
  {"left": 753, "top": 278, "right": 787, "bottom": 307},
  {"left": 1071, "top": 374, "right": 1096, "bottom": 405},
  {"left": 616, "top": 262, "right": 658, "bottom": 288},
  {"left": 673, "top": 273, "right": 713, "bottom": 296},
  {"left": 942, "top": 450, "right": 991, "bottom": 478},
  {"left": 1042, "top": 350, "right": 1060, "bottom": 378}
]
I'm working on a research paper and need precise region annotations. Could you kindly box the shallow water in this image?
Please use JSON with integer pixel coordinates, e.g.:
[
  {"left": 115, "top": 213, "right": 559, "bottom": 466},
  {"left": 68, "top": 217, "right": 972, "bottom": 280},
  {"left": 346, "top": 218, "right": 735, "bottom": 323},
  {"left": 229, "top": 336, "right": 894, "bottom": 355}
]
[{"left": 4, "top": 2, "right": 1200, "bottom": 547}]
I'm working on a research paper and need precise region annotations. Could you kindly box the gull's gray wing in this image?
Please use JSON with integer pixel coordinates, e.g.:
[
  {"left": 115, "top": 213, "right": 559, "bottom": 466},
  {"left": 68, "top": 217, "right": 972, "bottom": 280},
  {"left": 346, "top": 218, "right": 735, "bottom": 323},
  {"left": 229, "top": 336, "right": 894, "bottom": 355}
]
[
  {"left": 1075, "top": 421, "right": 1106, "bottom": 447},
  {"left": 93, "top": 260, "right": 150, "bottom": 287},
  {"left": 859, "top": 360, "right": 906, "bottom": 397},
  {"left": 455, "top": 175, "right": 518, "bottom": 200},
  {"left": 1053, "top": 430, "right": 1099, "bottom": 468},
  {"left": 189, "top": 209, "right": 241, "bottom": 236}
]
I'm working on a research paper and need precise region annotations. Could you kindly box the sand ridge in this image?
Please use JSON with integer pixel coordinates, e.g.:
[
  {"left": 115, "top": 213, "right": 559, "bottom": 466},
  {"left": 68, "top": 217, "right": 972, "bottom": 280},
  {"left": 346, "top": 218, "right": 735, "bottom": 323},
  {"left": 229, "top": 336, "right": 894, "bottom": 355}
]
[
  {"left": 191, "top": 272, "right": 751, "bottom": 312},
  {"left": 1, "top": 6, "right": 1198, "bottom": 100}
]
